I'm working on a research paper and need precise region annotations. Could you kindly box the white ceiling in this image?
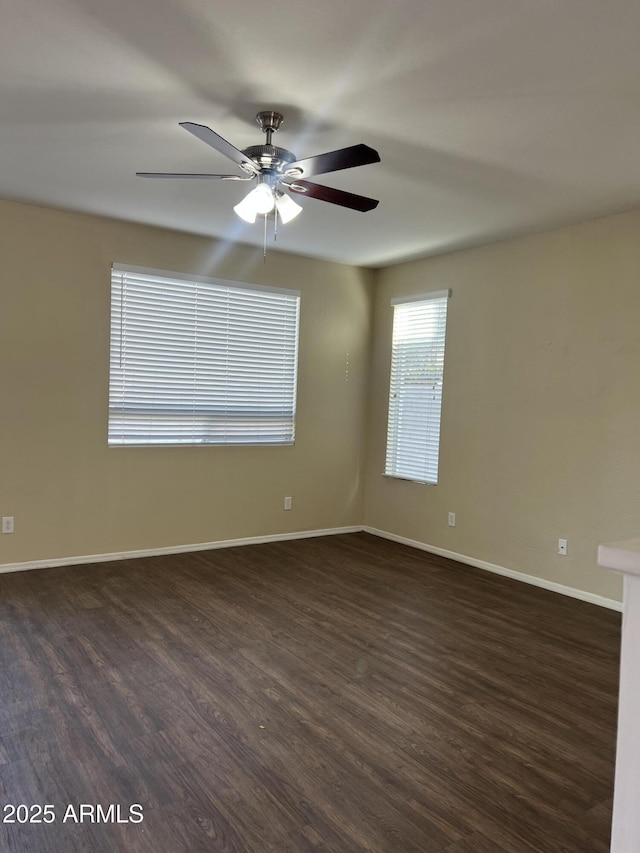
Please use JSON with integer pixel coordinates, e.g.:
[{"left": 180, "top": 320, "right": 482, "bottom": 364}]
[{"left": 1, "top": 0, "right": 639, "bottom": 267}]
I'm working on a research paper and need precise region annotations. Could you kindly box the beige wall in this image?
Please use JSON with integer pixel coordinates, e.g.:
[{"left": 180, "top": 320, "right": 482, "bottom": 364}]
[
  {"left": 364, "top": 211, "right": 640, "bottom": 601},
  {"left": 2, "top": 196, "right": 638, "bottom": 603},
  {"left": 0, "top": 199, "right": 372, "bottom": 563}
]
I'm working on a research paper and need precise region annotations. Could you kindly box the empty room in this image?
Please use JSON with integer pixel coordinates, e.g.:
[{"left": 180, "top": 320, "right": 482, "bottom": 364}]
[{"left": 1, "top": 1, "right": 639, "bottom": 851}]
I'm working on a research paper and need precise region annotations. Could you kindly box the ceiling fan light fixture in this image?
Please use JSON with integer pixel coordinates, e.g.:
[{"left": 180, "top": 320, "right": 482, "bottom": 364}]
[{"left": 275, "top": 192, "right": 303, "bottom": 224}]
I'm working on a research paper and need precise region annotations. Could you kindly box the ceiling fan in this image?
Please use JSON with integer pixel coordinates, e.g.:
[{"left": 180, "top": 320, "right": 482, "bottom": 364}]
[{"left": 137, "top": 110, "right": 380, "bottom": 225}]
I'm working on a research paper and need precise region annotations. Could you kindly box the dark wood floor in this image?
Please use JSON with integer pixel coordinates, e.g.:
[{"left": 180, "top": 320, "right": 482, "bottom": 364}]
[{"left": 0, "top": 532, "right": 620, "bottom": 852}]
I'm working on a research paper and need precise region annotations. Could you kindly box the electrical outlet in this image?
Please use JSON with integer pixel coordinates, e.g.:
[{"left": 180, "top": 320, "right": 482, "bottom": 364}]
[
  {"left": 558, "top": 538, "right": 568, "bottom": 556},
  {"left": 283, "top": 496, "right": 292, "bottom": 511},
  {"left": 2, "top": 516, "right": 14, "bottom": 534},
  {"left": 448, "top": 512, "right": 456, "bottom": 527}
]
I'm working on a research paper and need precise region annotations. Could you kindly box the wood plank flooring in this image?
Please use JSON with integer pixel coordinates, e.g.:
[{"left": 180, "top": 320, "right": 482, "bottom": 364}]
[{"left": 0, "top": 532, "right": 620, "bottom": 852}]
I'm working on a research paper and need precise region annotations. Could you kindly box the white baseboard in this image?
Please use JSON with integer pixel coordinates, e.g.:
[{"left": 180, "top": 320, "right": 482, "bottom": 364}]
[
  {"left": 364, "top": 526, "right": 623, "bottom": 612},
  {"left": 0, "top": 526, "right": 362, "bottom": 576},
  {"left": 1, "top": 524, "right": 623, "bottom": 612}
]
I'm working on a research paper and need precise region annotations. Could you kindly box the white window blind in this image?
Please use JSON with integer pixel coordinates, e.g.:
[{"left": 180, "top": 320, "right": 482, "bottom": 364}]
[
  {"left": 108, "top": 265, "right": 300, "bottom": 446},
  {"left": 385, "top": 290, "right": 450, "bottom": 484}
]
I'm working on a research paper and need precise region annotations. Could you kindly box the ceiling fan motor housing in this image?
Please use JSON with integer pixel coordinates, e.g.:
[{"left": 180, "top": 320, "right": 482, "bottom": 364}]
[{"left": 241, "top": 144, "right": 297, "bottom": 175}]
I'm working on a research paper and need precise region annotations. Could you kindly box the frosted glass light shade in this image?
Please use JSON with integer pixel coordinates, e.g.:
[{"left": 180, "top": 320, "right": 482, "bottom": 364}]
[
  {"left": 252, "top": 183, "right": 276, "bottom": 214},
  {"left": 275, "top": 192, "right": 303, "bottom": 223},
  {"left": 233, "top": 192, "right": 258, "bottom": 223}
]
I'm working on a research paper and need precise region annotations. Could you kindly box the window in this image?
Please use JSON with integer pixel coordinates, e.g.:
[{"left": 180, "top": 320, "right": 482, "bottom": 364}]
[
  {"left": 384, "top": 290, "right": 450, "bottom": 484},
  {"left": 108, "top": 264, "right": 300, "bottom": 446}
]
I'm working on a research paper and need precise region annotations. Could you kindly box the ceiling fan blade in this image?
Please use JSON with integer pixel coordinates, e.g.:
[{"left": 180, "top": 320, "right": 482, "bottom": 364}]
[
  {"left": 179, "top": 122, "right": 259, "bottom": 174},
  {"left": 285, "top": 144, "right": 380, "bottom": 179},
  {"left": 286, "top": 180, "right": 379, "bottom": 212},
  {"left": 136, "top": 172, "right": 253, "bottom": 180}
]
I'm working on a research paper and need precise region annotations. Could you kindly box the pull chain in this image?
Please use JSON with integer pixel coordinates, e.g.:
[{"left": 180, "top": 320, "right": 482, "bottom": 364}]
[{"left": 263, "top": 211, "right": 267, "bottom": 261}]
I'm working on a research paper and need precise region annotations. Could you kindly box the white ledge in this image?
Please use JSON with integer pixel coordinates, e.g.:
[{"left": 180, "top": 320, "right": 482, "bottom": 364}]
[{"left": 598, "top": 537, "right": 640, "bottom": 576}]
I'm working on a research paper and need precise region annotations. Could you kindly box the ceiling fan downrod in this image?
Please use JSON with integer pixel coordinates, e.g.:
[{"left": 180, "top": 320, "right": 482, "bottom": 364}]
[{"left": 255, "top": 110, "right": 284, "bottom": 146}]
